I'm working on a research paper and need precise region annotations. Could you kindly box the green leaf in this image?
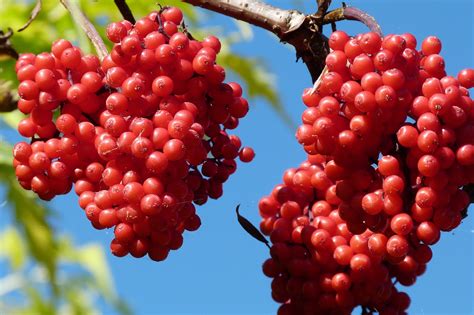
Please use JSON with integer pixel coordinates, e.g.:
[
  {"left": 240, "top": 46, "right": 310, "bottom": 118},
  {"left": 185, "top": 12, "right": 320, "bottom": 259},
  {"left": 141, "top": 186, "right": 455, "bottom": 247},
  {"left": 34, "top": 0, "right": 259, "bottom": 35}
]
[
  {"left": 59, "top": 239, "right": 132, "bottom": 315},
  {"left": 1, "top": 109, "right": 23, "bottom": 129},
  {"left": 75, "top": 244, "right": 131, "bottom": 314},
  {"left": 25, "top": 286, "right": 56, "bottom": 315},
  {"left": 71, "top": 244, "right": 113, "bottom": 296},
  {"left": 7, "top": 182, "right": 59, "bottom": 294},
  {"left": 0, "top": 140, "right": 12, "bottom": 165},
  {"left": 232, "top": 20, "right": 253, "bottom": 41},
  {"left": 0, "top": 227, "right": 26, "bottom": 270},
  {"left": 62, "top": 287, "right": 98, "bottom": 315},
  {"left": 0, "top": 142, "right": 59, "bottom": 295}
]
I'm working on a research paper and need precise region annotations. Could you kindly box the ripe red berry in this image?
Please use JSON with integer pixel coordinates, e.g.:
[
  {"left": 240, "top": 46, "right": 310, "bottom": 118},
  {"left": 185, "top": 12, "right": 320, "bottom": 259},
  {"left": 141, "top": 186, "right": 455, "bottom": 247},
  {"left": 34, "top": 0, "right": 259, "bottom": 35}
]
[
  {"left": 239, "top": 147, "right": 255, "bottom": 163},
  {"left": 421, "top": 36, "right": 442, "bottom": 55}
]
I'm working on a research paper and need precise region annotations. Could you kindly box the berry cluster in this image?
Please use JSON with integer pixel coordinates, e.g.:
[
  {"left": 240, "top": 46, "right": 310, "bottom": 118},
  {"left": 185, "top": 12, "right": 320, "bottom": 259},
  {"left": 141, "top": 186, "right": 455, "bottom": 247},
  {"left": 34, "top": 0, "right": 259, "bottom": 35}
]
[
  {"left": 259, "top": 159, "right": 415, "bottom": 315},
  {"left": 260, "top": 31, "right": 473, "bottom": 314},
  {"left": 297, "top": 31, "right": 473, "bottom": 237},
  {"left": 12, "top": 7, "right": 254, "bottom": 261}
]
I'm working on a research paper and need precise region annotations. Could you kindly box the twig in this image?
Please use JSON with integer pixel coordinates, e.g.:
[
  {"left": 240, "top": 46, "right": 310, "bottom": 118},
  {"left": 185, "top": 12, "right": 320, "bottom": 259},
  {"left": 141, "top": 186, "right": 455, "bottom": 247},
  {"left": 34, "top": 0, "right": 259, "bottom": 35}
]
[
  {"left": 342, "top": 7, "right": 382, "bottom": 36},
  {"left": 0, "top": 28, "right": 14, "bottom": 41},
  {"left": 180, "top": 20, "right": 195, "bottom": 40},
  {"left": 114, "top": 0, "right": 135, "bottom": 24},
  {"left": 59, "top": 0, "right": 108, "bottom": 60},
  {"left": 18, "top": 0, "right": 42, "bottom": 32},
  {"left": 310, "top": 66, "right": 329, "bottom": 94},
  {"left": 323, "top": 6, "right": 382, "bottom": 36},
  {"left": 315, "top": 0, "right": 332, "bottom": 20},
  {"left": 155, "top": 10, "right": 169, "bottom": 38}
]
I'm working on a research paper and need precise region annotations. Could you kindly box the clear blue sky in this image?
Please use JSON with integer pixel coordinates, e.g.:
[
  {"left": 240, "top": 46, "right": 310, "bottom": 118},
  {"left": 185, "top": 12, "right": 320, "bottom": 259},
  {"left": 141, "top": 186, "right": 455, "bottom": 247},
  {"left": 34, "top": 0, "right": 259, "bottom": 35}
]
[{"left": 1, "top": 0, "right": 473, "bottom": 314}]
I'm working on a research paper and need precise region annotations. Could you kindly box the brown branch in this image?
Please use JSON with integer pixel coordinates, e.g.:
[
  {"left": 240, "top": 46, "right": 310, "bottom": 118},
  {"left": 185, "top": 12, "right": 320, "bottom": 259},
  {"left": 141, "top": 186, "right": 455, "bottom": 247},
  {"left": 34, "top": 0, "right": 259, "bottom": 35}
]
[
  {"left": 182, "top": 0, "right": 326, "bottom": 82},
  {"left": 182, "top": 1, "right": 382, "bottom": 82},
  {"left": 114, "top": 0, "right": 135, "bottom": 24},
  {"left": 0, "top": 28, "right": 14, "bottom": 41},
  {"left": 315, "top": 0, "right": 332, "bottom": 20},
  {"left": 60, "top": 0, "right": 108, "bottom": 60},
  {"left": 183, "top": 0, "right": 306, "bottom": 37}
]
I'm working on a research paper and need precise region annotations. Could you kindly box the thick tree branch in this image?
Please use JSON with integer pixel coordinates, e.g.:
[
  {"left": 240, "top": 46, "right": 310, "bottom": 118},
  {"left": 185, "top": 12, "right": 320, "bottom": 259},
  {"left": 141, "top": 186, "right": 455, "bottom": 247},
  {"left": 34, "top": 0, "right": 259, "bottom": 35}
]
[
  {"left": 182, "top": 0, "right": 327, "bottom": 81},
  {"left": 182, "top": 0, "right": 382, "bottom": 82},
  {"left": 182, "top": 0, "right": 306, "bottom": 37}
]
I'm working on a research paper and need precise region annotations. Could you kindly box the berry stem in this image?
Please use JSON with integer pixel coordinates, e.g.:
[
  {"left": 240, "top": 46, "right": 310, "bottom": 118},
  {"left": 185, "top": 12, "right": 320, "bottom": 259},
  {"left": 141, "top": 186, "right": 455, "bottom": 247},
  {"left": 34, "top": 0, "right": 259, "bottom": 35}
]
[
  {"left": 391, "top": 138, "right": 415, "bottom": 214},
  {"left": 59, "top": 0, "right": 108, "bottom": 60}
]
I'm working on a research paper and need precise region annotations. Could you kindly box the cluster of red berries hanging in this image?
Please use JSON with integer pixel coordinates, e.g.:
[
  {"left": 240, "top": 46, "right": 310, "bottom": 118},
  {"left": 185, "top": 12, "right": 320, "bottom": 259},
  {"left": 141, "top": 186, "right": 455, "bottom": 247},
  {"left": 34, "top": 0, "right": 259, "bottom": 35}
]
[
  {"left": 12, "top": 6, "right": 255, "bottom": 261},
  {"left": 259, "top": 158, "right": 413, "bottom": 315},
  {"left": 260, "top": 30, "right": 473, "bottom": 314}
]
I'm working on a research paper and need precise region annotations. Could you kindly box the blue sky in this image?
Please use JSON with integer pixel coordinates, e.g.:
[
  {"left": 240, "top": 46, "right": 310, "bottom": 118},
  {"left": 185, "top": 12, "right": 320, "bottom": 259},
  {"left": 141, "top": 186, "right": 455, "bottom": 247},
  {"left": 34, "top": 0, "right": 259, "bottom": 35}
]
[{"left": 1, "top": 0, "right": 473, "bottom": 314}]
